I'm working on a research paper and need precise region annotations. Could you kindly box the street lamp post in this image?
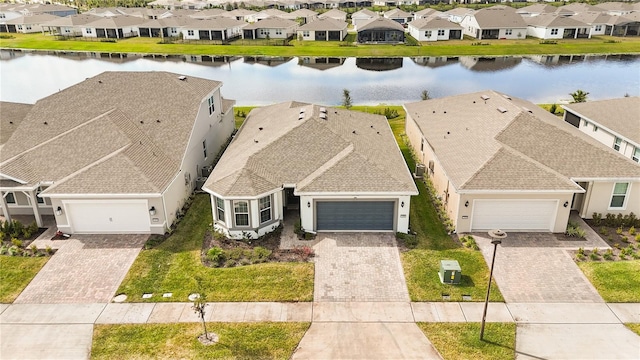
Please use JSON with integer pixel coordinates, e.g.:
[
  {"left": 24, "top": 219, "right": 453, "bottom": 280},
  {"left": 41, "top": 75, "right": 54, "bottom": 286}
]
[{"left": 480, "top": 229, "right": 507, "bottom": 341}]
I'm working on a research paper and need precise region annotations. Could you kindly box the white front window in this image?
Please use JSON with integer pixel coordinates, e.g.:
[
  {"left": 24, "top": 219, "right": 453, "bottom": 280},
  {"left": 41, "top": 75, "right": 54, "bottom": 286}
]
[
  {"left": 208, "top": 95, "right": 215, "bottom": 115},
  {"left": 215, "top": 197, "right": 225, "bottom": 223},
  {"left": 613, "top": 137, "right": 621, "bottom": 151},
  {"left": 633, "top": 147, "right": 639, "bottom": 163},
  {"left": 595, "top": 25, "right": 602, "bottom": 31},
  {"left": 259, "top": 195, "right": 272, "bottom": 224},
  {"left": 187, "top": 30, "right": 194, "bottom": 36},
  {"left": 234, "top": 201, "right": 249, "bottom": 227},
  {"left": 303, "top": 30, "right": 309, "bottom": 37},
  {"left": 505, "top": 29, "right": 512, "bottom": 35},
  {"left": 5, "top": 192, "right": 16, "bottom": 204},
  {"left": 424, "top": 30, "right": 431, "bottom": 37},
  {"left": 437, "top": 29, "right": 445, "bottom": 36},
  {"left": 551, "top": 28, "right": 558, "bottom": 35},
  {"left": 609, "top": 182, "right": 629, "bottom": 209},
  {"left": 275, "top": 29, "right": 282, "bottom": 35}
]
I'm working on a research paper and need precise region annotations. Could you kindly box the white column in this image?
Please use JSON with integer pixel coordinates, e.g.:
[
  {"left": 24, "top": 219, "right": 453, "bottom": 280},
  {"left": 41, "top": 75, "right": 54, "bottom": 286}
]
[
  {"left": 28, "top": 190, "right": 43, "bottom": 227},
  {"left": 0, "top": 191, "right": 11, "bottom": 222}
]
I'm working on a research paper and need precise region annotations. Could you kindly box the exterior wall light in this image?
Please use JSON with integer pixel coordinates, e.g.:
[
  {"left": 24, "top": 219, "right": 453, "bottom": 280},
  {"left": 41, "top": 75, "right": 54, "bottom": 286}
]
[
  {"left": 55, "top": 206, "right": 63, "bottom": 216},
  {"left": 563, "top": 201, "right": 569, "bottom": 208},
  {"left": 465, "top": 201, "right": 469, "bottom": 207},
  {"left": 401, "top": 201, "right": 405, "bottom": 208},
  {"left": 149, "top": 206, "right": 156, "bottom": 216},
  {"left": 307, "top": 201, "right": 311, "bottom": 208}
]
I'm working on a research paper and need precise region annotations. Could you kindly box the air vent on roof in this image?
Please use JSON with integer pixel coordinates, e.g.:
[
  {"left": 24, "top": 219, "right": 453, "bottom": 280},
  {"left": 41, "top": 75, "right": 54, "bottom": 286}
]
[
  {"left": 320, "top": 107, "right": 327, "bottom": 114},
  {"left": 319, "top": 113, "right": 327, "bottom": 120},
  {"left": 502, "top": 94, "right": 512, "bottom": 100},
  {"left": 299, "top": 108, "right": 305, "bottom": 120},
  {"left": 481, "top": 95, "right": 490, "bottom": 100},
  {"left": 178, "top": 75, "right": 187, "bottom": 81},
  {"left": 522, "top": 107, "right": 533, "bottom": 113},
  {"left": 497, "top": 107, "right": 508, "bottom": 113}
]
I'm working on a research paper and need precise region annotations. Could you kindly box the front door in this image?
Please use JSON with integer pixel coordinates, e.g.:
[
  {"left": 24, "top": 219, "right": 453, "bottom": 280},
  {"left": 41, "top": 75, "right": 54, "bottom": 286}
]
[{"left": 284, "top": 188, "right": 300, "bottom": 210}]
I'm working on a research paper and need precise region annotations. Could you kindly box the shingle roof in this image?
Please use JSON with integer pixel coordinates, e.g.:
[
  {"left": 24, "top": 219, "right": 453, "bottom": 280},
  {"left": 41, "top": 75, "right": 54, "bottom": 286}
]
[
  {"left": 0, "top": 72, "right": 222, "bottom": 195},
  {"left": 524, "top": 13, "right": 588, "bottom": 27},
  {"left": 243, "top": 17, "right": 297, "bottom": 29},
  {"left": 352, "top": 9, "right": 378, "bottom": 18},
  {"left": 384, "top": 8, "right": 411, "bottom": 19},
  {"left": 41, "top": 13, "right": 102, "bottom": 27},
  {"left": 569, "top": 11, "right": 611, "bottom": 25},
  {"left": 414, "top": 8, "right": 442, "bottom": 18},
  {"left": 204, "top": 102, "right": 417, "bottom": 197},
  {"left": 409, "top": 17, "right": 462, "bottom": 30},
  {"left": 5, "top": 14, "right": 59, "bottom": 25},
  {"left": 85, "top": 15, "right": 146, "bottom": 28},
  {"left": 0, "top": 102, "right": 33, "bottom": 146},
  {"left": 358, "top": 17, "right": 405, "bottom": 32},
  {"left": 562, "top": 97, "right": 640, "bottom": 144},
  {"left": 404, "top": 91, "right": 640, "bottom": 192},
  {"left": 298, "top": 17, "right": 347, "bottom": 31},
  {"left": 318, "top": 9, "right": 347, "bottom": 20},
  {"left": 472, "top": 6, "right": 527, "bottom": 29},
  {"left": 516, "top": 4, "right": 557, "bottom": 15},
  {"left": 182, "top": 16, "right": 246, "bottom": 29}
]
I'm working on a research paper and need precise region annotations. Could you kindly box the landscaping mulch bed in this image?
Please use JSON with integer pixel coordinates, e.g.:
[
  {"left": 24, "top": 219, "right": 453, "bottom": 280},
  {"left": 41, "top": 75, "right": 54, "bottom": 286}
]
[
  {"left": 576, "top": 220, "right": 640, "bottom": 261},
  {"left": 201, "top": 227, "right": 313, "bottom": 268}
]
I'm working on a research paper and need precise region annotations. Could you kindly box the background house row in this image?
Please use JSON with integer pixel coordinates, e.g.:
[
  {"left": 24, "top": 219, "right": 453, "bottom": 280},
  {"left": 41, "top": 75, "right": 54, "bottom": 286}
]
[{"left": 2, "top": 2, "right": 639, "bottom": 41}]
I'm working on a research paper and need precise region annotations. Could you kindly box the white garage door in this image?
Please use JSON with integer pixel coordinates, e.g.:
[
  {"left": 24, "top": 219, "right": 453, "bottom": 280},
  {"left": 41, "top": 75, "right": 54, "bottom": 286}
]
[
  {"left": 471, "top": 200, "right": 557, "bottom": 231},
  {"left": 66, "top": 200, "right": 150, "bottom": 233}
]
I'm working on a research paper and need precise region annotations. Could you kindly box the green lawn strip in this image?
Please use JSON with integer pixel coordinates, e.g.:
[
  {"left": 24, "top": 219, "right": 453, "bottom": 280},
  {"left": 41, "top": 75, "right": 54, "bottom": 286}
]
[
  {"left": 626, "top": 323, "right": 640, "bottom": 336},
  {"left": 577, "top": 260, "right": 640, "bottom": 302},
  {"left": 2, "top": 33, "right": 639, "bottom": 57},
  {"left": 418, "top": 322, "right": 516, "bottom": 360},
  {"left": 233, "top": 106, "right": 255, "bottom": 129},
  {"left": 91, "top": 322, "right": 310, "bottom": 360},
  {"left": 403, "top": 249, "right": 503, "bottom": 302},
  {"left": 0, "top": 255, "right": 48, "bottom": 303},
  {"left": 116, "top": 194, "right": 314, "bottom": 302}
]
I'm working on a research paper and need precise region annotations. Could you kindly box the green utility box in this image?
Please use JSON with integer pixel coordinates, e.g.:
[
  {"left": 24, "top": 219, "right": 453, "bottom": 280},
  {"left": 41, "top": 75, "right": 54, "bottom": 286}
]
[{"left": 439, "top": 260, "right": 461, "bottom": 284}]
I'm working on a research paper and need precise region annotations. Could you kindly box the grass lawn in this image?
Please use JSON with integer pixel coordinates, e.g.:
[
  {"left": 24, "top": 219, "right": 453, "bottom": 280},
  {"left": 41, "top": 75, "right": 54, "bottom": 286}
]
[
  {"left": 0, "top": 256, "right": 48, "bottom": 303},
  {"left": 577, "top": 260, "right": 640, "bottom": 302},
  {"left": 2, "top": 33, "right": 639, "bottom": 57},
  {"left": 116, "top": 194, "right": 314, "bottom": 302},
  {"left": 91, "top": 322, "right": 309, "bottom": 359},
  {"left": 403, "top": 249, "right": 503, "bottom": 302},
  {"left": 626, "top": 323, "right": 640, "bottom": 336},
  {"left": 418, "top": 323, "right": 516, "bottom": 360}
]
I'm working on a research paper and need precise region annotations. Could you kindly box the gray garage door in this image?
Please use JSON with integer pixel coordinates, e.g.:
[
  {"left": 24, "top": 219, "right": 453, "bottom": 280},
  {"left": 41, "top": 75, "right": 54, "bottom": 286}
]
[{"left": 316, "top": 201, "right": 395, "bottom": 231}]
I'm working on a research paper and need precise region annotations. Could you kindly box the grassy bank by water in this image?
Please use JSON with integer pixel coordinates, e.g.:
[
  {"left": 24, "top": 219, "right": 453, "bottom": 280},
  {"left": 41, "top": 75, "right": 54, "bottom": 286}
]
[{"left": 2, "top": 33, "right": 639, "bottom": 57}]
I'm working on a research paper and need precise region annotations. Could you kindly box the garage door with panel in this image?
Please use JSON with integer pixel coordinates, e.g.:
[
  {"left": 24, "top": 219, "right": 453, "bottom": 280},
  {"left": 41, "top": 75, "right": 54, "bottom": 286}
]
[
  {"left": 471, "top": 200, "right": 557, "bottom": 231},
  {"left": 316, "top": 201, "right": 395, "bottom": 231},
  {"left": 66, "top": 200, "right": 150, "bottom": 233}
]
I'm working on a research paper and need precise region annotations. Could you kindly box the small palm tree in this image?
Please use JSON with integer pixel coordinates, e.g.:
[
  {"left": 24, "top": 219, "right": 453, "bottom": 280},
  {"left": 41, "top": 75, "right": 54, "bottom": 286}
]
[
  {"left": 342, "top": 89, "right": 352, "bottom": 109},
  {"left": 420, "top": 90, "right": 431, "bottom": 101},
  {"left": 569, "top": 89, "right": 589, "bottom": 103}
]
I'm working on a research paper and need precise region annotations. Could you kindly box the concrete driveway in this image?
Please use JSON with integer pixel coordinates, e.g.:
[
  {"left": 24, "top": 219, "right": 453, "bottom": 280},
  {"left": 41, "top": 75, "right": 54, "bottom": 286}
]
[
  {"left": 15, "top": 234, "right": 148, "bottom": 304},
  {"left": 474, "top": 232, "right": 605, "bottom": 303},
  {"left": 312, "top": 233, "right": 409, "bottom": 302}
]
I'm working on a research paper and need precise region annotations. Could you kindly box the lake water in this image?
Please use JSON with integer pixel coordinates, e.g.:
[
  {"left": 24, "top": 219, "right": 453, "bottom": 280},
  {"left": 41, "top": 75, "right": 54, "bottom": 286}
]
[{"left": 1, "top": 50, "right": 638, "bottom": 105}]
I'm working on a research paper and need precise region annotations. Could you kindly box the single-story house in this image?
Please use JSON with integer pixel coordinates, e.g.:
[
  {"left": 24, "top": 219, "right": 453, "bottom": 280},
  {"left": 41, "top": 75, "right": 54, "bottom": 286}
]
[
  {"left": 203, "top": 102, "right": 418, "bottom": 239},
  {"left": 222, "top": 9, "right": 257, "bottom": 22},
  {"left": 525, "top": 14, "right": 591, "bottom": 39},
  {"left": 188, "top": 8, "right": 227, "bottom": 19},
  {"left": 41, "top": 13, "right": 102, "bottom": 37},
  {"left": 83, "top": 15, "right": 145, "bottom": 38},
  {"left": 413, "top": 8, "right": 443, "bottom": 20},
  {"left": 569, "top": 12, "right": 611, "bottom": 36},
  {"left": 562, "top": 97, "right": 640, "bottom": 163},
  {"left": 383, "top": 8, "right": 412, "bottom": 25},
  {"left": 283, "top": 8, "right": 318, "bottom": 24},
  {"left": 516, "top": 4, "right": 556, "bottom": 18},
  {"left": 351, "top": 8, "right": 378, "bottom": 31},
  {"left": 555, "top": 3, "right": 604, "bottom": 17},
  {"left": 443, "top": 7, "right": 474, "bottom": 24},
  {"left": 17, "top": 3, "right": 77, "bottom": 17},
  {"left": 4, "top": 14, "right": 59, "bottom": 34},
  {"left": 318, "top": 8, "right": 347, "bottom": 22},
  {"left": 137, "top": 16, "right": 192, "bottom": 38},
  {"left": 460, "top": 6, "right": 527, "bottom": 40},
  {"left": 252, "top": 8, "right": 289, "bottom": 22},
  {"left": 0, "top": 72, "right": 236, "bottom": 234},
  {"left": 408, "top": 17, "right": 463, "bottom": 41},
  {"left": 181, "top": 17, "right": 246, "bottom": 41},
  {"left": 604, "top": 13, "right": 640, "bottom": 37},
  {"left": 297, "top": 17, "right": 347, "bottom": 40},
  {"left": 597, "top": 1, "right": 635, "bottom": 17},
  {"left": 242, "top": 17, "right": 297, "bottom": 39},
  {"left": 404, "top": 90, "right": 640, "bottom": 233},
  {"left": 357, "top": 17, "right": 405, "bottom": 43}
]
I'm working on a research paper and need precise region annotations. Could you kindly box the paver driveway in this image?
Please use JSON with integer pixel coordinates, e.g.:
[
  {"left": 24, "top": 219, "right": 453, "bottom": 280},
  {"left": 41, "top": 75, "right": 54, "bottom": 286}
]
[
  {"left": 312, "top": 233, "right": 410, "bottom": 302},
  {"left": 474, "top": 233, "right": 604, "bottom": 303},
  {"left": 15, "top": 235, "right": 147, "bottom": 304}
]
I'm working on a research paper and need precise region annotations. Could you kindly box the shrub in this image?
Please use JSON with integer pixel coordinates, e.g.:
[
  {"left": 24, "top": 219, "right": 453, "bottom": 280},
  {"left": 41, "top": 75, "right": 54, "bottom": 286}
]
[
  {"left": 632, "top": 252, "right": 640, "bottom": 260},
  {"left": 576, "top": 253, "right": 585, "bottom": 261},
  {"left": 577, "top": 247, "right": 585, "bottom": 256},
  {"left": 292, "top": 246, "right": 314, "bottom": 261},
  {"left": 592, "top": 247, "right": 599, "bottom": 255},
  {"left": 10, "top": 220, "right": 24, "bottom": 239},
  {"left": 565, "top": 223, "right": 586, "bottom": 238},
  {"left": 227, "top": 248, "right": 244, "bottom": 261},
  {"left": 11, "top": 238, "right": 23, "bottom": 248},
  {"left": 599, "top": 227, "right": 608, "bottom": 235},
  {"left": 635, "top": 234, "right": 640, "bottom": 242},
  {"left": 616, "top": 227, "right": 623, "bottom": 235},
  {"left": 251, "top": 246, "right": 272, "bottom": 263},
  {"left": 224, "top": 259, "right": 237, "bottom": 267},
  {"left": 8, "top": 245, "right": 20, "bottom": 256},
  {"left": 614, "top": 243, "right": 621, "bottom": 249},
  {"left": 621, "top": 236, "right": 629, "bottom": 243},
  {"left": 45, "top": 245, "right": 53, "bottom": 255},
  {"left": 589, "top": 252, "right": 599, "bottom": 260},
  {"left": 603, "top": 249, "right": 614, "bottom": 260},
  {"left": 30, "top": 244, "right": 38, "bottom": 254},
  {"left": 592, "top": 213, "right": 602, "bottom": 226},
  {"left": 384, "top": 108, "right": 399, "bottom": 119},
  {"left": 604, "top": 213, "right": 616, "bottom": 227},
  {"left": 206, "top": 247, "right": 226, "bottom": 265},
  {"left": 0, "top": 244, "right": 7, "bottom": 255},
  {"left": 549, "top": 103, "right": 557, "bottom": 114},
  {"left": 629, "top": 226, "right": 636, "bottom": 236},
  {"left": 304, "top": 232, "right": 315, "bottom": 240}
]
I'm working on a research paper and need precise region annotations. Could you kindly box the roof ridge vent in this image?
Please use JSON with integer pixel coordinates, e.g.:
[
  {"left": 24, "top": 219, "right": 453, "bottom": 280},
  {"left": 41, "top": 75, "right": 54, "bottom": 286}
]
[
  {"left": 522, "top": 107, "right": 533, "bottom": 113},
  {"left": 178, "top": 75, "right": 187, "bottom": 81},
  {"left": 480, "top": 95, "right": 490, "bottom": 100},
  {"left": 502, "top": 94, "right": 512, "bottom": 100},
  {"left": 497, "top": 107, "right": 508, "bottom": 113},
  {"left": 319, "top": 113, "right": 327, "bottom": 120},
  {"left": 320, "top": 107, "right": 327, "bottom": 114}
]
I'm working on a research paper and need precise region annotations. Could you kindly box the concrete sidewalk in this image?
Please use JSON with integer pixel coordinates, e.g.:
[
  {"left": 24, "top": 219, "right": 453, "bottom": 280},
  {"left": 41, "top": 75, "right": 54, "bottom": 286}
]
[{"left": 2, "top": 301, "right": 639, "bottom": 325}]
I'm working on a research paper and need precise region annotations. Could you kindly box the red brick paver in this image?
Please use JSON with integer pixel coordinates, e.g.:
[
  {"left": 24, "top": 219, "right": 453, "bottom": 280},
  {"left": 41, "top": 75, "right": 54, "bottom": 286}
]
[{"left": 14, "top": 235, "right": 147, "bottom": 304}]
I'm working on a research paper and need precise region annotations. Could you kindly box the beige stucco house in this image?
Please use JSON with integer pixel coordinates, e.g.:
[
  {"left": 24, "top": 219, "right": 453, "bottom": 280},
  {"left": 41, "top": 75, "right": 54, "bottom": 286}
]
[
  {"left": 203, "top": 102, "right": 418, "bottom": 239},
  {"left": 0, "top": 71, "right": 235, "bottom": 234},
  {"left": 404, "top": 90, "right": 640, "bottom": 234}
]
